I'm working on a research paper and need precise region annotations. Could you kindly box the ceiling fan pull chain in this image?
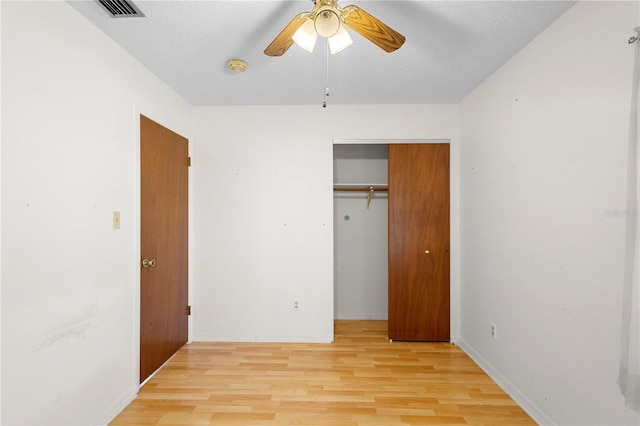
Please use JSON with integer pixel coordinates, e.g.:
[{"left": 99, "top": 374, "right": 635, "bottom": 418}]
[{"left": 323, "top": 38, "right": 330, "bottom": 108}]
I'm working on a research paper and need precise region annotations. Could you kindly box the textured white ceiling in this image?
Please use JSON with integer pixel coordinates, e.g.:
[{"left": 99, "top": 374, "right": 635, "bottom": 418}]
[{"left": 68, "top": 0, "right": 576, "bottom": 106}]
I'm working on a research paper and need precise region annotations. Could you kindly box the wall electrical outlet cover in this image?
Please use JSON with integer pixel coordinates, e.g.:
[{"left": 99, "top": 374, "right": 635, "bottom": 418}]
[
  {"left": 490, "top": 323, "right": 497, "bottom": 339},
  {"left": 293, "top": 300, "right": 299, "bottom": 311}
]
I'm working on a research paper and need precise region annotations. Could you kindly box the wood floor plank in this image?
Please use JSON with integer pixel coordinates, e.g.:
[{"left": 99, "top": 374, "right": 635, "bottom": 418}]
[{"left": 110, "top": 321, "right": 535, "bottom": 425}]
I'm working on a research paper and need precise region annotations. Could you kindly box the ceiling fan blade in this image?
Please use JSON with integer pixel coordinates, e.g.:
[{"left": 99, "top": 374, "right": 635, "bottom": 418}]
[
  {"left": 264, "top": 13, "right": 308, "bottom": 57},
  {"left": 341, "top": 5, "right": 405, "bottom": 53}
]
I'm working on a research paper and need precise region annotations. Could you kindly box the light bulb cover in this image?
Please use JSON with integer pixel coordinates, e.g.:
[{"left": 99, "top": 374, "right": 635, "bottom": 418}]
[
  {"left": 314, "top": 6, "right": 340, "bottom": 37},
  {"left": 292, "top": 18, "right": 317, "bottom": 52},
  {"left": 328, "top": 24, "right": 353, "bottom": 54}
]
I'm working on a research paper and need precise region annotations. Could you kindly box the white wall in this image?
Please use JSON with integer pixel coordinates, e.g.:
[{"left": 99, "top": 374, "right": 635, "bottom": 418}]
[
  {"left": 1, "top": 2, "right": 461, "bottom": 422},
  {"left": 191, "top": 105, "right": 460, "bottom": 342},
  {"left": 459, "top": 1, "right": 640, "bottom": 425},
  {"left": 1, "top": 2, "right": 192, "bottom": 424},
  {"left": 334, "top": 144, "right": 388, "bottom": 320},
  {"left": 8, "top": 1, "right": 632, "bottom": 425}
]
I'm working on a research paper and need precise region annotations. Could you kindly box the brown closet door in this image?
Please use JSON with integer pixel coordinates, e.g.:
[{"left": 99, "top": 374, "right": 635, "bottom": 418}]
[{"left": 388, "top": 144, "right": 450, "bottom": 341}]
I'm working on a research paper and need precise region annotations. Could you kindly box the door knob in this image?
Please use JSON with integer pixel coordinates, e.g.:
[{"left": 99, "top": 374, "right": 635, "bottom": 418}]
[{"left": 142, "top": 258, "right": 156, "bottom": 268}]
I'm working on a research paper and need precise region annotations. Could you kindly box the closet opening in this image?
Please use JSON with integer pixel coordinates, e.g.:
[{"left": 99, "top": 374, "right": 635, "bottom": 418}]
[
  {"left": 333, "top": 140, "right": 451, "bottom": 342},
  {"left": 333, "top": 144, "right": 389, "bottom": 321}
]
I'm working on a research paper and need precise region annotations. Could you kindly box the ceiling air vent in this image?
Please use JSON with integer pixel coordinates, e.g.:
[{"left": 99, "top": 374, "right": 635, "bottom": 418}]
[{"left": 97, "top": 0, "right": 145, "bottom": 18}]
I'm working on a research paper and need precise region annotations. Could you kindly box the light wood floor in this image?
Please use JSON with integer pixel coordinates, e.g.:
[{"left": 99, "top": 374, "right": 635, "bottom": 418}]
[{"left": 111, "top": 321, "right": 534, "bottom": 425}]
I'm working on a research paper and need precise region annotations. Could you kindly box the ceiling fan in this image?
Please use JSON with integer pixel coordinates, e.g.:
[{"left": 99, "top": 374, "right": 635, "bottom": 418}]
[{"left": 264, "top": 0, "right": 405, "bottom": 56}]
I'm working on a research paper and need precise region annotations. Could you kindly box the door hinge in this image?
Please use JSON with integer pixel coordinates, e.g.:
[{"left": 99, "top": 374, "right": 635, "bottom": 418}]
[
  {"left": 186, "top": 305, "right": 191, "bottom": 316},
  {"left": 186, "top": 156, "right": 191, "bottom": 167}
]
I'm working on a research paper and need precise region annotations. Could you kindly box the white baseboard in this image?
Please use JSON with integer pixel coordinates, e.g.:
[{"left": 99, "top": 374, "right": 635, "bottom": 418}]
[
  {"left": 455, "top": 338, "right": 553, "bottom": 426},
  {"left": 96, "top": 383, "right": 138, "bottom": 425},
  {"left": 193, "top": 334, "right": 334, "bottom": 343}
]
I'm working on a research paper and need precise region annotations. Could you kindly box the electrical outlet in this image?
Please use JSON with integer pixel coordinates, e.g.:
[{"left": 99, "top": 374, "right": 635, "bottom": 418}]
[
  {"left": 293, "top": 300, "right": 299, "bottom": 311},
  {"left": 490, "top": 323, "right": 497, "bottom": 340}
]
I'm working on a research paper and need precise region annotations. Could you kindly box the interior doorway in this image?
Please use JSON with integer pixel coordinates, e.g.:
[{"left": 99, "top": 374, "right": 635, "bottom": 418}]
[{"left": 332, "top": 140, "right": 451, "bottom": 342}]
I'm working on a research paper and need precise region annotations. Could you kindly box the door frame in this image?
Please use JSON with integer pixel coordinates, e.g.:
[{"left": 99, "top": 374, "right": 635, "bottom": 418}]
[
  {"left": 132, "top": 106, "right": 193, "bottom": 387},
  {"left": 331, "top": 138, "right": 457, "bottom": 340}
]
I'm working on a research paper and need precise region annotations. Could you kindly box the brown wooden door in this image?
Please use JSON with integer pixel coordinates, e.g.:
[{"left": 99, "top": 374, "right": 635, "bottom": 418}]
[
  {"left": 140, "top": 115, "right": 189, "bottom": 383},
  {"left": 388, "top": 144, "right": 450, "bottom": 341}
]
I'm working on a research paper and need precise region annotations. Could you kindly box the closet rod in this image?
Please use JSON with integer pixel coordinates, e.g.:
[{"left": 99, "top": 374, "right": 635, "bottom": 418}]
[
  {"left": 334, "top": 184, "right": 387, "bottom": 209},
  {"left": 333, "top": 187, "right": 388, "bottom": 192},
  {"left": 333, "top": 184, "right": 388, "bottom": 192}
]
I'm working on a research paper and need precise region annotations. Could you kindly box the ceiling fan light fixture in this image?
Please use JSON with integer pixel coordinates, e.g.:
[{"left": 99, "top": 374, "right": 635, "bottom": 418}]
[
  {"left": 264, "top": 0, "right": 405, "bottom": 57},
  {"left": 292, "top": 18, "right": 317, "bottom": 52},
  {"left": 314, "top": 7, "right": 340, "bottom": 37},
  {"left": 328, "top": 24, "right": 352, "bottom": 54}
]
